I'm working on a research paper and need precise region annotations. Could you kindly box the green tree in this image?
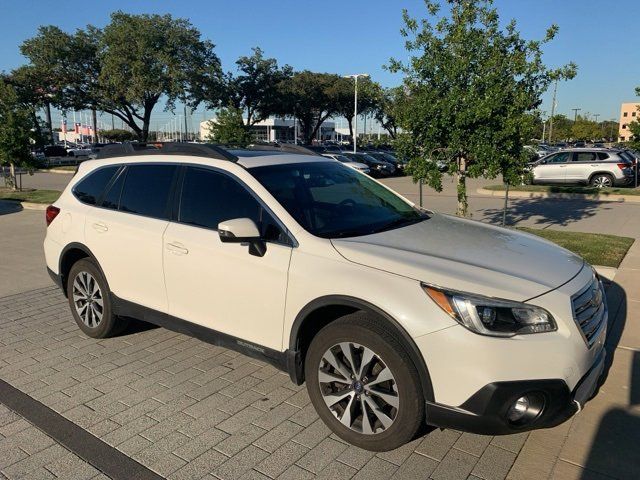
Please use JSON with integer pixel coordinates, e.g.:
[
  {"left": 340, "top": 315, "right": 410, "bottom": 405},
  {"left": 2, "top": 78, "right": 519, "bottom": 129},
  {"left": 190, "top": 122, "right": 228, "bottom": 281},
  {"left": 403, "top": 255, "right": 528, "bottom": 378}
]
[
  {"left": 548, "top": 114, "right": 572, "bottom": 141},
  {"left": 390, "top": 0, "right": 575, "bottom": 217},
  {"left": 205, "top": 106, "right": 253, "bottom": 147},
  {"left": 0, "top": 80, "right": 39, "bottom": 189},
  {"left": 334, "top": 77, "right": 380, "bottom": 140},
  {"left": 571, "top": 115, "right": 601, "bottom": 140},
  {"left": 371, "top": 86, "right": 408, "bottom": 139},
  {"left": 100, "top": 129, "right": 136, "bottom": 142},
  {"left": 20, "top": 12, "right": 225, "bottom": 142},
  {"left": 275, "top": 71, "right": 343, "bottom": 145},
  {"left": 225, "top": 47, "right": 292, "bottom": 126}
]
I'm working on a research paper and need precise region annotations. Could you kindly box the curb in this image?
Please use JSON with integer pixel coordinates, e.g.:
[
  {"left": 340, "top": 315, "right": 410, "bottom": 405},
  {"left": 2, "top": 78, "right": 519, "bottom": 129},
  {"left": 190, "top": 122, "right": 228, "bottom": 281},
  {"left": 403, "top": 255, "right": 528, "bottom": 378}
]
[
  {"left": 477, "top": 188, "right": 640, "bottom": 203},
  {"left": 20, "top": 201, "right": 48, "bottom": 211},
  {"left": 37, "top": 169, "right": 76, "bottom": 174},
  {"left": 592, "top": 265, "right": 617, "bottom": 282}
]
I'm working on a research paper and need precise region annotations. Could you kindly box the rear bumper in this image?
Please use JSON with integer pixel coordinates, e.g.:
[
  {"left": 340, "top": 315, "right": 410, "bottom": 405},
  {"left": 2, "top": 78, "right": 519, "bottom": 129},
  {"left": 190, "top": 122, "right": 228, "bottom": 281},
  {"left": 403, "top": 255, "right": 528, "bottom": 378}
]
[{"left": 425, "top": 348, "right": 605, "bottom": 435}]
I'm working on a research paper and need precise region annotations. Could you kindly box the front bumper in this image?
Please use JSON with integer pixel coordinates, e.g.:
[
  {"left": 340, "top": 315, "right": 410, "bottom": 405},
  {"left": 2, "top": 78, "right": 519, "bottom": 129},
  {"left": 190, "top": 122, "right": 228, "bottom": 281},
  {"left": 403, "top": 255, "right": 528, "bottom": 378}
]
[{"left": 424, "top": 348, "right": 606, "bottom": 435}]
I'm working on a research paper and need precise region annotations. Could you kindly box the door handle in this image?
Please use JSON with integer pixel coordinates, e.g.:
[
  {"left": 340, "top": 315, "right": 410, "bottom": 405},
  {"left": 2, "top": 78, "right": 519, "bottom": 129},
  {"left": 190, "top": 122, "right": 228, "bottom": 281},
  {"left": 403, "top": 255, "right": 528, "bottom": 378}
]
[
  {"left": 166, "top": 242, "right": 189, "bottom": 255},
  {"left": 559, "top": 165, "right": 567, "bottom": 168},
  {"left": 92, "top": 222, "right": 108, "bottom": 232}
]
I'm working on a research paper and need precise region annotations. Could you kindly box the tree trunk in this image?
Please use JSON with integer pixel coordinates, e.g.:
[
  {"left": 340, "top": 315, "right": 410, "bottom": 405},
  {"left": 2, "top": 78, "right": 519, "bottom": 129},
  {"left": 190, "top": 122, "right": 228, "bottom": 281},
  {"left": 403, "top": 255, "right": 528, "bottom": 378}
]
[
  {"left": 45, "top": 102, "right": 54, "bottom": 145},
  {"left": 92, "top": 109, "right": 98, "bottom": 143},
  {"left": 9, "top": 162, "right": 17, "bottom": 191},
  {"left": 456, "top": 156, "right": 468, "bottom": 217}
]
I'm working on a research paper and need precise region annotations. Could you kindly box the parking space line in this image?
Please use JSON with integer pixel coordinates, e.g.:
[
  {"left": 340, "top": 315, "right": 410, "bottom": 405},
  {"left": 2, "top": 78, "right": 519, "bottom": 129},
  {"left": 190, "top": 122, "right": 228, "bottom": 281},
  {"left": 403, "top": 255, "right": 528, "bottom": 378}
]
[{"left": 0, "top": 378, "right": 163, "bottom": 480}]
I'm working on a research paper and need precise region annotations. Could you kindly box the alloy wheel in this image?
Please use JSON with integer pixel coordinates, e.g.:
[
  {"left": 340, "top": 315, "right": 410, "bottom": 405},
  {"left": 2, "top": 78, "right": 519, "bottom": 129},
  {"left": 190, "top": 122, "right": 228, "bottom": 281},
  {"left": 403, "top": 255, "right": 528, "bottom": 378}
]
[
  {"left": 72, "top": 271, "right": 104, "bottom": 328},
  {"left": 593, "top": 176, "right": 612, "bottom": 188},
  {"left": 318, "top": 342, "right": 399, "bottom": 435}
]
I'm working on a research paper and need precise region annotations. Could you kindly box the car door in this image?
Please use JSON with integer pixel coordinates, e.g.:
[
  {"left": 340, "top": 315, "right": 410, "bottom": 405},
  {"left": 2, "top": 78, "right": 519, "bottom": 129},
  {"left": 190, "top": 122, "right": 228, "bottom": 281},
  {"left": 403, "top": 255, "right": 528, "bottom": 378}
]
[
  {"left": 85, "top": 163, "right": 178, "bottom": 313},
  {"left": 533, "top": 152, "right": 570, "bottom": 183},
  {"left": 162, "top": 166, "right": 293, "bottom": 350},
  {"left": 566, "top": 151, "right": 597, "bottom": 184}
]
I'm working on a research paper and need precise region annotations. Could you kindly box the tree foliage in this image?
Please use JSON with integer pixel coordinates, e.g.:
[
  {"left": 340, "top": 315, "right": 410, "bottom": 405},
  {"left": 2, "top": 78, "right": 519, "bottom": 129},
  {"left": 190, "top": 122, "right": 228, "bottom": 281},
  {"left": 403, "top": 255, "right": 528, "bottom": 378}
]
[
  {"left": 333, "top": 77, "right": 381, "bottom": 139},
  {"left": 0, "top": 80, "right": 39, "bottom": 188},
  {"left": 205, "top": 106, "right": 253, "bottom": 147},
  {"left": 225, "top": 47, "right": 292, "bottom": 126},
  {"left": 19, "top": 12, "right": 225, "bottom": 141},
  {"left": 100, "top": 129, "right": 136, "bottom": 142},
  {"left": 371, "top": 86, "right": 408, "bottom": 139},
  {"left": 274, "top": 71, "right": 343, "bottom": 144},
  {"left": 389, "top": 0, "right": 575, "bottom": 216}
]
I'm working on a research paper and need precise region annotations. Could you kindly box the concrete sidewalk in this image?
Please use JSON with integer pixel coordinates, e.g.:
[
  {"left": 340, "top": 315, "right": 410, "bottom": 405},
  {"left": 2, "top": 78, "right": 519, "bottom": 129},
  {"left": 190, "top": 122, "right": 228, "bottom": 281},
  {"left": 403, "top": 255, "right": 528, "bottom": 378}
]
[{"left": 508, "top": 242, "right": 640, "bottom": 480}]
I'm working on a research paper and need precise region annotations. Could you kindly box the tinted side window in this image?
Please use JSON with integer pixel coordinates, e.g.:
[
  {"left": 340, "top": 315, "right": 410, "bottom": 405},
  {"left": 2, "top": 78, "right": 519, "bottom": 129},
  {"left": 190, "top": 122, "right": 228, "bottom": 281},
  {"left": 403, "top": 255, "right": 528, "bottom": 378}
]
[
  {"left": 574, "top": 152, "right": 596, "bottom": 162},
  {"left": 549, "top": 152, "right": 570, "bottom": 163},
  {"left": 101, "top": 169, "right": 126, "bottom": 210},
  {"left": 73, "top": 166, "right": 119, "bottom": 205},
  {"left": 119, "top": 164, "right": 177, "bottom": 219},
  {"left": 597, "top": 152, "right": 610, "bottom": 160},
  {"left": 179, "top": 167, "right": 284, "bottom": 242}
]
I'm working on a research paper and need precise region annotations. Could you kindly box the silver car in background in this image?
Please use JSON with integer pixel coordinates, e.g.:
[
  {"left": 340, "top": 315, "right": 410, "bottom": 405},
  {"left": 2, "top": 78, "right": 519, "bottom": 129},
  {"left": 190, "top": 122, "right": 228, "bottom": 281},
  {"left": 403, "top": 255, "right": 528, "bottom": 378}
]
[
  {"left": 321, "top": 153, "right": 371, "bottom": 174},
  {"left": 531, "top": 148, "right": 635, "bottom": 188}
]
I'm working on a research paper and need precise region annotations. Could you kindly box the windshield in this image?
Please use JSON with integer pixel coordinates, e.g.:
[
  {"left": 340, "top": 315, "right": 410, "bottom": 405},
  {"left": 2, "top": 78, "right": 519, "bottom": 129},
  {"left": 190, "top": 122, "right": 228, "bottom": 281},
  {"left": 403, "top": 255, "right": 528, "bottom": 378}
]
[{"left": 250, "top": 161, "right": 427, "bottom": 238}]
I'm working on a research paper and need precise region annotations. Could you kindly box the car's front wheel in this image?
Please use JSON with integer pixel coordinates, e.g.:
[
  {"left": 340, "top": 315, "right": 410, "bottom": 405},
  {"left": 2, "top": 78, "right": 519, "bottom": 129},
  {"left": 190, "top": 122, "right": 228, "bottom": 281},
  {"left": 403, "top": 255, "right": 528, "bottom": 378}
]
[
  {"left": 67, "top": 258, "right": 127, "bottom": 338},
  {"left": 305, "top": 312, "right": 424, "bottom": 451}
]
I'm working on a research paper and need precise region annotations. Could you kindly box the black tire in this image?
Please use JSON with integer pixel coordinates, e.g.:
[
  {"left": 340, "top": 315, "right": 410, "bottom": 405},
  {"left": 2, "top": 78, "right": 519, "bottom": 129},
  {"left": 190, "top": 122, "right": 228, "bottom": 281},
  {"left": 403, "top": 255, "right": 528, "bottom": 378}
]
[
  {"left": 589, "top": 173, "right": 614, "bottom": 188},
  {"left": 305, "top": 311, "right": 424, "bottom": 451},
  {"left": 66, "top": 258, "right": 128, "bottom": 338}
]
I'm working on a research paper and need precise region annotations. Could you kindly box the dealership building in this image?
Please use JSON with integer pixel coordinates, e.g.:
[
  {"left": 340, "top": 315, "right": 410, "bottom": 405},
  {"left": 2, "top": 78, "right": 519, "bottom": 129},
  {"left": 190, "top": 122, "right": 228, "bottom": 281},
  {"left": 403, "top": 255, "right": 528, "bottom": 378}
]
[
  {"left": 619, "top": 102, "right": 639, "bottom": 142},
  {"left": 199, "top": 117, "right": 339, "bottom": 143}
]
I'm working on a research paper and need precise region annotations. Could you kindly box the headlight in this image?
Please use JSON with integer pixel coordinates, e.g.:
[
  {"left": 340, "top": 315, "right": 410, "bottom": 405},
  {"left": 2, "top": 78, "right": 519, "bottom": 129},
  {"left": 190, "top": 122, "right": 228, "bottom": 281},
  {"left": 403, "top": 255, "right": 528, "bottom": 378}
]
[{"left": 423, "top": 285, "right": 556, "bottom": 337}]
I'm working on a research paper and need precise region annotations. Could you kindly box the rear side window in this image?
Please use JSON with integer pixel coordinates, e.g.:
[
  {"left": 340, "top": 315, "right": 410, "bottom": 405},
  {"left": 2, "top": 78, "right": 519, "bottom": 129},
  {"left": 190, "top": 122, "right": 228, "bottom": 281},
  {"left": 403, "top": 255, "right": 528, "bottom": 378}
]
[
  {"left": 597, "top": 152, "right": 610, "bottom": 160},
  {"left": 101, "top": 169, "right": 126, "bottom": 210},
  {"left": 574, "top": 152, "right": 596, "bottom": 162},
  {"left": 73, "top": 166, "right": 119, "bottom": 205},
  {"left": 118, "top": 164, "right": 178, "bottom": 219}
]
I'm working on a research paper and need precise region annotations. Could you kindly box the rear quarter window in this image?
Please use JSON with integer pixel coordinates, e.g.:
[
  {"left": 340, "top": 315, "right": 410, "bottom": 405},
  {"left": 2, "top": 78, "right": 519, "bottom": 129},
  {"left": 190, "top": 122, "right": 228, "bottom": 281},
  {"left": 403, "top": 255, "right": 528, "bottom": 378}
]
[
  {"left": 597, "top": 152, "right": 610, "bottom": 160},
  {"left": 72, "top": 166, "right": 119, "bottom": 205}
]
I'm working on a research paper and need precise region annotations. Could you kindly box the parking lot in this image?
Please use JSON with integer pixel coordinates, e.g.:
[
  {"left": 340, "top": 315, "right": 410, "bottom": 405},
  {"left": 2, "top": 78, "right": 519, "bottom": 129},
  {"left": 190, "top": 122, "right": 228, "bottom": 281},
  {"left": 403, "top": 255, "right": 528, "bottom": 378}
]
[{"left": 0, "top": 171, "right": 639, "bottom": 479}]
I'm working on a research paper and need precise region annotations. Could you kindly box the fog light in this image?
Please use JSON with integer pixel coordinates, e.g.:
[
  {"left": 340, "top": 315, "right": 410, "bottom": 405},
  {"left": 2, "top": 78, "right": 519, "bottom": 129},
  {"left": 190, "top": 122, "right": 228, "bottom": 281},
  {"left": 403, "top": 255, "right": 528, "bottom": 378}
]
[
  {"left": 507, "top": 396, "right": 530, "bottom": 422},
  {"left": 506, "top": 393, "right": 545, "bottom": 425}
]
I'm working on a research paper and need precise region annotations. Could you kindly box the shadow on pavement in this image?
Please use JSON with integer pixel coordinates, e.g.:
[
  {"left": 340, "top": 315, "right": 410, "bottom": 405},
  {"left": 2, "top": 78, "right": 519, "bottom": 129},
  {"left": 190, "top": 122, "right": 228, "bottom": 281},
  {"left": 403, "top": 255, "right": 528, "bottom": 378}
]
[
  {"left": 0, "top": 200, "right": 23, "bottom": 216},
  {"left": 580, "top": 281, "right": 640, "bottom": 479},
  {"left": 477, "top": 197, "right": 609, "bottom": 228}
]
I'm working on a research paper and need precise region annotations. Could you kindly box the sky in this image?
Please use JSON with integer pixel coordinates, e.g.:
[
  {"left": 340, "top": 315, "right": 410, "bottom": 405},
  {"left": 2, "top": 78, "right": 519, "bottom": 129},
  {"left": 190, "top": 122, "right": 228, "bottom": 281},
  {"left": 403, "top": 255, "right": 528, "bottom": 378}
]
[{"left": 0, "top": 0, "right": 638, "bottom": 132}]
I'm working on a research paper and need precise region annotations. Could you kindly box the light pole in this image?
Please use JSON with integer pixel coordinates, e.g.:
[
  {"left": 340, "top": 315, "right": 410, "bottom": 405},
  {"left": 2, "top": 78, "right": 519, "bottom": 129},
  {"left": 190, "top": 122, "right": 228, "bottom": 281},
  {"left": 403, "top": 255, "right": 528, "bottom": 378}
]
[
  {"left": 572, "top": 108, "right": 581, "bottom": 123},
  {"left": 344, "top": 73, "right": 369, "bottom": 153}
]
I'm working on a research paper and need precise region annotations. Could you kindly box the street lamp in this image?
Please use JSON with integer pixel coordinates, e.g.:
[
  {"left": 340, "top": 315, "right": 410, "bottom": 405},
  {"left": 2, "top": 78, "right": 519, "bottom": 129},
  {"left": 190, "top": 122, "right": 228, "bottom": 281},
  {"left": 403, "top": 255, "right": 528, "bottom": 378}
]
[{"left": 344, "top": 73, "right": 369, "bottom": 153}]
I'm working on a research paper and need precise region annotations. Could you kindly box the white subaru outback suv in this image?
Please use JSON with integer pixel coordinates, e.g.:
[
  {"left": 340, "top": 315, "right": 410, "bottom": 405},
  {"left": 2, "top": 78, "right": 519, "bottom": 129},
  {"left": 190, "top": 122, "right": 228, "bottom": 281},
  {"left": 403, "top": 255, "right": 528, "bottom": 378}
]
[{"left": 44, "top": 143, "right": 607, "bottom": 451}]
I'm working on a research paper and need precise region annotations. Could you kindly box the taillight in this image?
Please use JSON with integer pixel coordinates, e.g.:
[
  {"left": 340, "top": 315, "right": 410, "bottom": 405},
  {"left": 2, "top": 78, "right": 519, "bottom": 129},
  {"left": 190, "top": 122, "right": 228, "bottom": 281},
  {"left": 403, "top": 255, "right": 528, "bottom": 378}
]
[
  {"left": 617, "top": 163, "right": 630, "bottom": 170},
  {"left": 46, "top": 205, "right": 60, "bottom": 226}
]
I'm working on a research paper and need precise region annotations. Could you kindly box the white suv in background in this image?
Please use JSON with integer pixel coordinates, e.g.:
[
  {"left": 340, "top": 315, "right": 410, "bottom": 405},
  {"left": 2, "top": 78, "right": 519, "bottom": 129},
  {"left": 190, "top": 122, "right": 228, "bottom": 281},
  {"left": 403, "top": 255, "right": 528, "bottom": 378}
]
[{"left": 44, "top": 143, "right": 607, "bottom": 451}]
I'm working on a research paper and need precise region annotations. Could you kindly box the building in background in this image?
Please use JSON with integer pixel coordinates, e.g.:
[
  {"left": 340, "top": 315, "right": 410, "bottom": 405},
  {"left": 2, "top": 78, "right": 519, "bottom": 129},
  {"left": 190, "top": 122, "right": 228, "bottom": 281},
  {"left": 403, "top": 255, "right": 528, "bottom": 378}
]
[
  {"left": 619, "top": 103, "right": 639, "bottom": 142},
  {"left": 199, "top": 117, "right": 336, "bottom": 143}
]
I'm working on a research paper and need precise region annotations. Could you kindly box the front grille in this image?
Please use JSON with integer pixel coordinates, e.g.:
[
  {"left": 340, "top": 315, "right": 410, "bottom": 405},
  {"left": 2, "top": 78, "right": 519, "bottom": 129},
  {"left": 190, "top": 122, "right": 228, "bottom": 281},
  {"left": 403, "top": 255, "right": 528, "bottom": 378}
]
[{"left": 572, "top": 277, "right": 607, "bottom": 347}]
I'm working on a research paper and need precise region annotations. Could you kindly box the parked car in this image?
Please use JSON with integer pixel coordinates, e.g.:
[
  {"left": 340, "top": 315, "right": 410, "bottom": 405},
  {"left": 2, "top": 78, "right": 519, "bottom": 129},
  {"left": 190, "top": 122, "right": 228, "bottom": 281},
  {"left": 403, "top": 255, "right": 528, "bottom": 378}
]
[
  {"left": 365, "top": 151, "right": 406, "bottom": 175},
  {"left": 530, "top": 149, "right": 634, "bottom": 187},
  {"left": 67, "top": 145, "right": 92, "bottom": 157},
  {"left": 573, "top": 141, "right": 587, "bottom": 148},
  {"left": 342, "top": 152, "right": 395, "bottom": 177},
  {"left": 321, "top": 153, "right": 370, "bottom": 174},
  {"left": 43, "top": 145, "right": 68, "bottom": 157},
  {"left": 45, "top": 143, "right": 606, "bottom": 451}
]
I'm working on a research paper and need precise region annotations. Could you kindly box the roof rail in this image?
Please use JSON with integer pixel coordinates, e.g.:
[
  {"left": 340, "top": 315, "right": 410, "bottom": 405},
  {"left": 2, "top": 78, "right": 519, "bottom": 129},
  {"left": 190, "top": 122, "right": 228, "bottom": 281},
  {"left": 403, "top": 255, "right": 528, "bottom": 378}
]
[
  {"left": 246, "top": 143, "right": 319, "bottom": 156},
  {"left": 96, "top": 142, "right": 238, "bottom": 162}
]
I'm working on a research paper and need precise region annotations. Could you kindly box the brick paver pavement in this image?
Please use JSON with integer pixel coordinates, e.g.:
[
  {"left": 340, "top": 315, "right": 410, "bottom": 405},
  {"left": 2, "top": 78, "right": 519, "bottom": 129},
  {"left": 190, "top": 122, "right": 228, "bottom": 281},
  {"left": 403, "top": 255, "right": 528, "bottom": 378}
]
[{"left": 0, "top": 286, "right": 530, "bottom": 479}]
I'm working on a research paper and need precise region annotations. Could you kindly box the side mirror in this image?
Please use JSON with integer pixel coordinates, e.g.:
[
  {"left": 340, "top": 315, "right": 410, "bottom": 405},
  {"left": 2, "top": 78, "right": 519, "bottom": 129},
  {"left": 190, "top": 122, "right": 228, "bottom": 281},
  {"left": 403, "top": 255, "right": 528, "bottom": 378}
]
[{"left": 218, "top": 218, "right": 266, "bottom": 257}]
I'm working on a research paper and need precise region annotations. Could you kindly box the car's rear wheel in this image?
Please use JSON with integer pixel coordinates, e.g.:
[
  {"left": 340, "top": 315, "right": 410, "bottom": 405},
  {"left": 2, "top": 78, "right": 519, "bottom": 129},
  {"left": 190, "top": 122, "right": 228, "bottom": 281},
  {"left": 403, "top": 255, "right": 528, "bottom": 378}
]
[
  {"left": 305, "top": 311, "right": 424, "bottom": 451},
  {"left": 67, "top": 259, "right": 127, "bottom": 338},
  {"left": 590, "top": 173, "right": 613, "bottom": 188}
]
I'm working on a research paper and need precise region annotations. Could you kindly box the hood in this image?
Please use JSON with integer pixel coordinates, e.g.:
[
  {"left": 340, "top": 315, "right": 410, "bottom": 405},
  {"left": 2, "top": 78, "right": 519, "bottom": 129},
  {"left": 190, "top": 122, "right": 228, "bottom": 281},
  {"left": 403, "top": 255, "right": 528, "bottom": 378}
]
[{"left": 331, "top": 213, "right": 584, "bottom": 301}]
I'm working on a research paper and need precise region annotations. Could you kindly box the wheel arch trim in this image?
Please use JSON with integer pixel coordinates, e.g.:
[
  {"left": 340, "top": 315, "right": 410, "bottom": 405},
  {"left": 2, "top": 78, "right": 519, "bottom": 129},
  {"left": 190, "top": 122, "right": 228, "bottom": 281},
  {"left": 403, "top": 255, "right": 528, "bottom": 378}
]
[
  {"left": 58, "top": 242, "right": 111, "bottom": 296},
  {"left": 289, "top": 295, "right": 435, "bottom": 402}
]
